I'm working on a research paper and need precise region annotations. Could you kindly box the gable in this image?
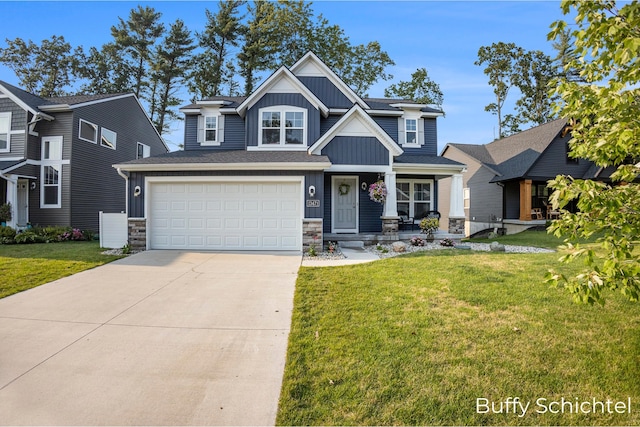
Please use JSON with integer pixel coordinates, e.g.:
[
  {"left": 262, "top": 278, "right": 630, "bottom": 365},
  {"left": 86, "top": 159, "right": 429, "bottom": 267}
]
[{"left": 321, "top": 136, "right": 389, "bottom": 165}]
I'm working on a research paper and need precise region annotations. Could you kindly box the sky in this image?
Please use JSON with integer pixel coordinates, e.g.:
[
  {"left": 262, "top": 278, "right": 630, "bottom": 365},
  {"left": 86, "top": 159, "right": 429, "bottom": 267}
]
[{"left": 0, "top": 1, "right": 569, "bottom": 152}]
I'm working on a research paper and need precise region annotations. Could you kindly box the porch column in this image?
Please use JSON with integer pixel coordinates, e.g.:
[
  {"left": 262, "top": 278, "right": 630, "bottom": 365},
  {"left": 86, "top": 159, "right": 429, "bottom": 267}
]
[
  {"left": 3, "top": 174, "right": 17, "bottom": 228},
  {"left": 383, "top": 171, "right": 398, "bottom": 217},
  {"left": 448, "top": 173, "right": 466, "bottom": 235},
  {"left": 519, "top": 179, "right": 532, "bottom": 221}
]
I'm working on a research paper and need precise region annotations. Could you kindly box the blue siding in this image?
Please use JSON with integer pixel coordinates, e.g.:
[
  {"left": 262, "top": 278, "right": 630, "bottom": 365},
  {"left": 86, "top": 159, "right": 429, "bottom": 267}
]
[
  {"left": 246, "top": 93, "right": 320, "bottom": 147},
  {"left": 321, "top": 136, "right": 389, "bottom": 165},
  {"left": 297, "top": 76, "right": 352, "bottom": 108},
  {"left": 183, "top": 115, "right": 198, "bottom": 150},
  {"left": 184, "top": 114, "right": 246, "bottom": 151},
  {"left": 372, "top": 116, "right": 398, "bottom": 143},
  {"left": 527, "top": 135, "right": 591, "bottom": 179},
  {"left": 320, "top": 115, "right": 341, "bottom": 135},
  {"left": 423, "top": 118, "right": 438, "bottom": 155}
]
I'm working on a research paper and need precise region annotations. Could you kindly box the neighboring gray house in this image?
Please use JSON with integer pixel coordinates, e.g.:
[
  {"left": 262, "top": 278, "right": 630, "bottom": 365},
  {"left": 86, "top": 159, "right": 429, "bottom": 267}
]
[
  {"left": 439, "top": 118, "right": 611, "bottom": 236},
  {"left": 0, "top": 81, "right": 168, "bottom": 232},
  {"left": 115, "top": 52, "right": 466, "bottom": 252}
]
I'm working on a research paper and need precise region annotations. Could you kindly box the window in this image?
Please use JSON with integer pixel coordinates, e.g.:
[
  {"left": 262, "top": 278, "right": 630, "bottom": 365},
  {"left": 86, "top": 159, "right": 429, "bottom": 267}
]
[
  {"left": 0, "top": 112, "right": 11, "bottom": 152},
  {"left": 101, "top": 128, "right": 117, "bottom": 150},
  {"left": 396, "top": 179, "right": 434, "bottom": 218},
  {"left": 205, "top": 116, "right": 217, "bottom": 143},
  {"left": 41, "top": 136, "right": 63, "bottom": 208},
  {"left": 463, "top": 188, "right": 470, "bottom": 209},
  {"left": 405, "top": 119, "right": 417, "bottom": 145},
  {"left": 78, "top": 119, "right": 98, "bottom": 143},
  {"left": 259, "top": 107, "right": 306, "bottom": 147},
  {"left": 137, "top": 142, "right": 150, "bottom": 159}
]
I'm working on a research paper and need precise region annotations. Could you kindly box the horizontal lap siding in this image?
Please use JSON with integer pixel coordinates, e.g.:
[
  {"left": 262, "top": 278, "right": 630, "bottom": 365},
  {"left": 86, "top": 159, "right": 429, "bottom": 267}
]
[
  {"left": 372, "top": 116, "right": 398, "bottom": 143},
  {"left": 184, "top": 114, "right": 245, "bottom": 151},
  {"left": 423, "top": 118, "right": 438, "bottom": 155},
  {"left": 0, "top": 98, "right": 27, "bottom": 158}
]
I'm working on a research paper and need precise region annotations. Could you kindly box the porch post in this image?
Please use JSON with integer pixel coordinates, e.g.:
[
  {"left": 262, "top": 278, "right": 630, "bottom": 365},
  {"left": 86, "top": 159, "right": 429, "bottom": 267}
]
[
  {"left": 383, "top": 171, "right": 398, "bottom": 217},
  {"left": 448, "top": 173, "right": 466, "bottom": 235},
  {"left": 3, "top": 174, "right": 17, "bottom": 228},
  {"left": 519, "top": 179, "right": 532, "bottom": 221}
]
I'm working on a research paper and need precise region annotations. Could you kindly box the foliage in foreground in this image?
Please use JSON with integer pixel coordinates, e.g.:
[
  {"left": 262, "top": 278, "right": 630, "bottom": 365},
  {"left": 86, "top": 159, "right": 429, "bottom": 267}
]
[
  {"left": 277, "top": 250, "right": 640, "bottom": 426},
  {"left": 0, "top": 225, "right": 95, "bottom": 245},
  {"left": 546, "top": 0, "right": 640, "bottom": 304}
]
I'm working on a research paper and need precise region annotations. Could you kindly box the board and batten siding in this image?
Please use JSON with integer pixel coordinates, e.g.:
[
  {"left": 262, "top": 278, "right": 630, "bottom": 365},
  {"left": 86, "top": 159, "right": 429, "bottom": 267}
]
[
  {"left": 128, "top": 170, "right": 323, "bottom": 220},
  {"left": 245, "top": 93, "right": 320, "bottom": 147},
  {"left": 321, "top": 136, "right": 389, "bottom": 165},
  {"left": 296, "top": 76, "right": 353, "bottom": 109}
]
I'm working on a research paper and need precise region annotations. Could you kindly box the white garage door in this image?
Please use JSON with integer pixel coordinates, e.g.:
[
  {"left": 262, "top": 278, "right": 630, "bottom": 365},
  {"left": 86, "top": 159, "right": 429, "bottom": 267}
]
[{"left": 149, "top": 180, "right": 302, "bottom": 251}]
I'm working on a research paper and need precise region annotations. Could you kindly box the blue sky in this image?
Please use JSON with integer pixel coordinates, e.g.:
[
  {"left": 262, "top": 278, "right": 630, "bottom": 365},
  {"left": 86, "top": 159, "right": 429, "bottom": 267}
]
[{"left": 0, "top": 1, "right": 568, "bottom": 151}]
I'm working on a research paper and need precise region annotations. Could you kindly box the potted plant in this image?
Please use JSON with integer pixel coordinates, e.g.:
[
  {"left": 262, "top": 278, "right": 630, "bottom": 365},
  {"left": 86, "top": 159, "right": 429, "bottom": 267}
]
[
  {"left": 419, "top": 217, "right": 439, "bottom": 241},
  {"left": 368, "top": 180, "right": 387, "bottom": 204},
  {"left": 0, "top": 202, "right": 12, "bottom": 226}
]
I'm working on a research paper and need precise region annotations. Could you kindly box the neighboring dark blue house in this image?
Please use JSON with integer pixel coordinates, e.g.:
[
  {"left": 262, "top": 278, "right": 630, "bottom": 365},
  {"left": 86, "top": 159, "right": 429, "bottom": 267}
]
[
  {"left": 116, "top": 52, "right": 466, "bottom": 251},
  {"left": 0, "top": 81, "right": 168, "bottom": 232}
]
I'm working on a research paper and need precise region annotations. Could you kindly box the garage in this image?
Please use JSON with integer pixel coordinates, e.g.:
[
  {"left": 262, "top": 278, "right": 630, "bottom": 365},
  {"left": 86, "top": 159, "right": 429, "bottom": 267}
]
[{"left": 148, "top": 179, "right": 302, "bottom": 251}]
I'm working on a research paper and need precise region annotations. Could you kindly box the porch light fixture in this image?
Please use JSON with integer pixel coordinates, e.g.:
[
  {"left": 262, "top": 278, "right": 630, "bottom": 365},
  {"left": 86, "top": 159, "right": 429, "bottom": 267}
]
[
  {"left": 308, "top": 185, "right": 316, "bottom": 198},
  {"left": 30, "top": 181, "right": 36, "bottom": 190},
  {"left": 361, "top": 182, "right": 367, "bottom": 191},
  {"left": 134, "top": 186, "right": 142, "bottom": 197}
]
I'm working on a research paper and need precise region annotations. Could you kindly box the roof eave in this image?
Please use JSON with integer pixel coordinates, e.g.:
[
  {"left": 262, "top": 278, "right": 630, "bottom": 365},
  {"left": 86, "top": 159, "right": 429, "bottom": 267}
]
[{"left": 113, "top": 161, "right": 332, "bottom": 173}]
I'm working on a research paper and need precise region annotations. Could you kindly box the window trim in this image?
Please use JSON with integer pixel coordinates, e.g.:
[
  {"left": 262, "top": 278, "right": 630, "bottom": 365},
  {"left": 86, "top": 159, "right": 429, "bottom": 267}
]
[
  {"left": 0, "top": 112, "right": 11, "bottom": 153},
  {"left": 404, "top": 118, "right": 418, "bottom": 146},
  {"left": 258, "top": 106, "right": 307, "bottom": 148},
  {"left": 396, "top": 178, "right": 434, "bottom": 218},
  {"left": 40, "top": 136, "right": 64, "bottom": 209},
  {"left": 203, "top": 115, "right": 218, "bottom": 145},
  {"left": 78, "top": 119, "right": 98, "bottom": 144},
  {"left": 137, "top": 142, "right": 150, "bottom": 159},
  {"left": 100, "top": 127, "right": 117, "bottom": 150}
]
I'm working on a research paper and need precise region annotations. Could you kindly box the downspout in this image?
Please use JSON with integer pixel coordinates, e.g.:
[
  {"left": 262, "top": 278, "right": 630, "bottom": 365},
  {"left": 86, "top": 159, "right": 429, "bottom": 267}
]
[{"left": 116, "top": 167, "right": 129, "bottom": 215}]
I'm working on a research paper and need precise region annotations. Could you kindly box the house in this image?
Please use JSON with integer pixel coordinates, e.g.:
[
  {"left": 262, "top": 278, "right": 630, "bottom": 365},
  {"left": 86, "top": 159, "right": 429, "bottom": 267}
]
[
  {"left": 439, "top": 118, "right": 611, "bottom": 236},
  {"left": 114, "top": 52, "right": 466, "bottom": 252},
  {"left": 0, "top": 81, "right": 168, "bottom": 232}
]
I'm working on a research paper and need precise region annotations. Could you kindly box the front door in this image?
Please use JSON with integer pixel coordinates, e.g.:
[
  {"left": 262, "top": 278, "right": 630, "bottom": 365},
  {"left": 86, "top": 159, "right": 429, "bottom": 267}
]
[
  {"left": 16, "top": 179, "right": 28, "bottom": 226},
  {"left": 332, "top": 176, "right": 358, "bottom": 233}
]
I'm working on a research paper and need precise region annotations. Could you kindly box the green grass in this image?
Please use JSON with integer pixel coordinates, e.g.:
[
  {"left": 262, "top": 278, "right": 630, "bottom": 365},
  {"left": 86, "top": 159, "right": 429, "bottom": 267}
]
[
  {"left": 277, "top": 248, "right": 640, "bottom": 425},
  {"left": 465, "top": 229, "right": 564, "bottom": 249},
  {"left": 0, "top": 241, "right": 123, "bottom": 299}
]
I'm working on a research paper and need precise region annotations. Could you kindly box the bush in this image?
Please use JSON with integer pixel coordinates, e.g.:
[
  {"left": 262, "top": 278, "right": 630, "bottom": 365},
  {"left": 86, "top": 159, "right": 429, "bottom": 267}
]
[
  {"left": 410, "top": 236, "right": 425, "bottom": 246},
  {"left": 0, "top": 226, "right": 16, "bottom": 244},
  {"left": 15, "top": 230, "right": 46, "bottom": 244}
]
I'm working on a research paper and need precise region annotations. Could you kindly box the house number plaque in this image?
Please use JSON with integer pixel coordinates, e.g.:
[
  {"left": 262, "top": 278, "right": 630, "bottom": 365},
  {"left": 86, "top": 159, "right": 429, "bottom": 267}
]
[{"left": 306, "top": 199, "right": 320, "bottom": 208}]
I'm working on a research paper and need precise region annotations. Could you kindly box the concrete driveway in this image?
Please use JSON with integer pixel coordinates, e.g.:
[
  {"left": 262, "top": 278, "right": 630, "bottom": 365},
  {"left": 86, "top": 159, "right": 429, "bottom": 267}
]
[{"left": 0, "top": 250, "right": 301, "bottom": 426}]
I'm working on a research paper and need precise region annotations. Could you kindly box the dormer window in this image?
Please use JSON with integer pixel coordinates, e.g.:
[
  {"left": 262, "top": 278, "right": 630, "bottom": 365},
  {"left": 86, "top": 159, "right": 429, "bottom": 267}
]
[
  {"left": 205, "top": 116, "right": 217, "bottom": 143},
  {"left": 405, "top": 119, "right": 417, "bottom": 145},
  {"left": 259, "top": 106, "right": 306, "bottom": 147},
  {"left": 197, "top": 112, "right": 224, "bottom": 146}
]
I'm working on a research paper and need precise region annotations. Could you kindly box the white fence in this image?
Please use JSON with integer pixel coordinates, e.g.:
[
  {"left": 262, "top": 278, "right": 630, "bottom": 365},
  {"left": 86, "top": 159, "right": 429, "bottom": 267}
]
[{"left": 99, "top": 212, "right": 128, "bottom": 249}]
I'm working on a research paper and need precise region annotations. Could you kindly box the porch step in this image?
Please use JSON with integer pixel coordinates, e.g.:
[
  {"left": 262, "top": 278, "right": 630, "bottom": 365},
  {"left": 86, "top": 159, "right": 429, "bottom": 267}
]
[{"left": 337, "top": 240, "right": 365, "bottom": 249}]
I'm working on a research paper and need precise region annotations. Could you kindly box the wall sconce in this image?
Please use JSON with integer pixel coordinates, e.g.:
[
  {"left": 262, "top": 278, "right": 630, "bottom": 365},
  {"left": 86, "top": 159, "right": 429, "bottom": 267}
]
[
  {"left": 308, "top": 185, "right": 316, "bottom": 198},
  {"left": 133, "top": 186, "right": 142, "bottom": 197},
  {"left": 30, "top": 181, "right": 36, "bottom": 190},
  {"left": 361, "top": 182, "right": 367, "bottom": 191}
]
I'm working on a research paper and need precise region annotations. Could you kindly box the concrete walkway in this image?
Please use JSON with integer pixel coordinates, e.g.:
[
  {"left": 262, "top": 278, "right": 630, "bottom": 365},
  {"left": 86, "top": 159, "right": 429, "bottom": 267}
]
[{"left": 0, "top": 250, "right": 301, "bottom": 426}]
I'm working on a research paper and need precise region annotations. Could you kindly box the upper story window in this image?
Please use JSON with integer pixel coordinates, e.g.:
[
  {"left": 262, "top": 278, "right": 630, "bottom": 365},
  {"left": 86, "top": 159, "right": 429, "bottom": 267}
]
[
  {"left": 79, "top": 119, "right": 98, "bottom": 143},
  {"left": 259, "top": 106, "right": 306, "bottom": 147},
  {"left": 0, "top": 112, "right": 11, "bottom": 152},
  {"left": 101, "top": 128, "right": 117, "bottom": 150},
  {"left": 41, "top": 136, "right": 63, "bottom": 208},
  {"left": 137, "top": 142, "right": 150, "bottom": 159},
  {"left": 405, "top": 119, "right": 417, "bottom": 145},
  {"left": 205, "top": 116, "right": 217, "bottom": 144}
]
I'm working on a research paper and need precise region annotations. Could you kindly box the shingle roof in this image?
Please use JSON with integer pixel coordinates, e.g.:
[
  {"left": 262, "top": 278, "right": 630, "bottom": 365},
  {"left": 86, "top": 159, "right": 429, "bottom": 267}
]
[
  {"left": 395, "top": 154, "right": 464, "bottom": 166},
  {"left": 0, "top": 80, "right": 54, "bottom": 112},
  {"left": 119, "top": 149, "right": 330, "bottom": 165},
  {"left": 449, "top": 119, "right": 568, "bottom": 182},
  {"left": 0, "top": 159, "right": 25, "bottom": 172},
  {"left": 46, "top": 93, "right": 131, "bottom": 105}
]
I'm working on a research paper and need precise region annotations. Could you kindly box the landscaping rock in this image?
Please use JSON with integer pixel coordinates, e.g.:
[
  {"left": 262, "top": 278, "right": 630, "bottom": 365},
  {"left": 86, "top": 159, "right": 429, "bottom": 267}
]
[
  {"left": 490, "top": 241, "right": 506, "bottom": 252},
  {"left": 392, "top": 241, "right": 407, "bottom": 253}
]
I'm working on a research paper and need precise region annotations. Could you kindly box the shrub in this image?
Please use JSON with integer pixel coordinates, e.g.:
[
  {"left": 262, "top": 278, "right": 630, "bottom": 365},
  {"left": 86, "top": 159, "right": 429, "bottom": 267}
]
[
  {"left": 0, "top": 226, "right": 16, "bottom": 244},
  {"left": 83, "top": 229, "right": 96, "bottom": 241},
  {"left": 15, "top": 230, "right": 46, "bottom": 244},
  {"left": 440, "top": 238, "right": 455, "bottom": 247},
  {"left": 410, "top": 236, "right": 425, "bottom": 246},
  {"left": 419, "top": 217, "right": 439, "bottom": 235}
]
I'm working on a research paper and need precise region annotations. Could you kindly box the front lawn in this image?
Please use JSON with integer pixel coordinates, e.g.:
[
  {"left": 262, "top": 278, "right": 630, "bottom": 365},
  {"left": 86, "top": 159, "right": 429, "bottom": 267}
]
[
  {"left": 0, "top": 241, "right": 123, "bottom": 299},
  {"left": 465, "top": 229, "right": 564, "bottom": 249},
  {"left": 277, "top": 249, "right": 640, "bottom": 425}
]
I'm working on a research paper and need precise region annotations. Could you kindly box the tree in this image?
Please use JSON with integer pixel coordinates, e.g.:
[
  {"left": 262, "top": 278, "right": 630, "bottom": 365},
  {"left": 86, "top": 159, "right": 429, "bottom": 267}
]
[
  {"left": 513, "top": 50, "right": 558, "bottom": 125},
  {"left": 189, "top": 0, "right": 244, "bottom": 99},
  {"left": 238, "top": 1, "right": 278, "bottom": 95},
  {"left": 475, "top": 42, "right": 524, "bottom": 138},
  {"left": 0, "top": 35, "right": 79, "bottom": 97},
  {"left": 110, "top": 5, "right": 165, "bottom": 99},
  {"left": 383, "top": 67, "right": 444, "bottom": 109},
  {"left": 545, "top": 0, "right": 640, "bottom": 304},
  {"left": 148, "top": 20, "right": 195, "bottom": 135},
  {"left": 551, "top": 27, "right": 585, "bottom": 83},
  {"left": 75, "top": 43, "right": 135, "bottom": 94}
]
